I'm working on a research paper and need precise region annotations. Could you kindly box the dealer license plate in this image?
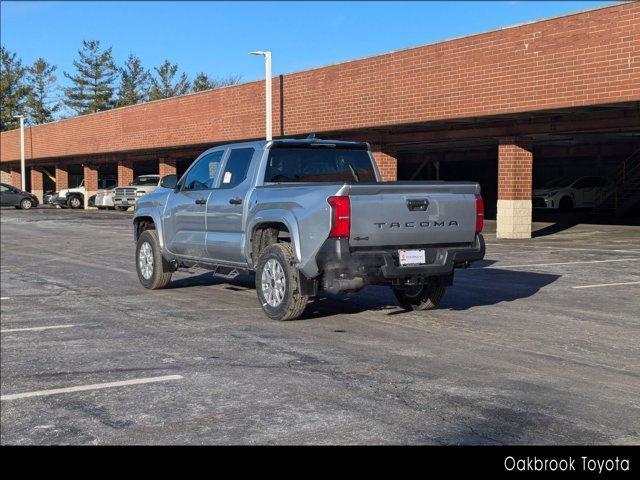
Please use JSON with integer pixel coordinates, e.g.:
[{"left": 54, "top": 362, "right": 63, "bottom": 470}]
[{"left": 398, "top": 249, "right": 426, "bottom": 266}]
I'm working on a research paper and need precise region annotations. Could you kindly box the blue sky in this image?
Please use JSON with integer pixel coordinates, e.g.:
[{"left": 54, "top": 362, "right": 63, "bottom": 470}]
[{"left": 2, "top": 1, "right": 614, "bottom": 86}]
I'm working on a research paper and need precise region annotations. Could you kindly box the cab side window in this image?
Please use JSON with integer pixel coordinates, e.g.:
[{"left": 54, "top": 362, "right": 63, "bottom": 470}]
[
  {"left": 182, "top": 151, "right": 224, "bottom": 191},
  {"left": 220, "top": 148, "right": 254, "bottom": 189}
]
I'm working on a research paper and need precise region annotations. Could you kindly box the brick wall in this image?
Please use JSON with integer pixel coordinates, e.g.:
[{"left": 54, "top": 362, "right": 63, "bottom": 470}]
[
  {"left": 159, "top": 157, "right": 177, "bottom": 177},
  {"left": 498, "top": 138, "right": 533, "bottom": 200},
  {"left": 372, "top": 149, "right": 398, "bottom": 181},
  {"left": 1, "top": 3, "right": 638, "bottom": 163},
  {"left": 55, "top": 165, "right": 69, "bottom": 190},
  {"left": 117, "top": 160, "right": 134, "bottom": 187}
]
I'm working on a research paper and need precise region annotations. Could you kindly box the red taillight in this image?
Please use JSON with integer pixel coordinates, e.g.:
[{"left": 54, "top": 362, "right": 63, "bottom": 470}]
[
  {"left": 475, "top": 194, "right": 484, "bottom": 233},
  {"left": 327, "top": 196, "right": 351, "bottom": 238}
]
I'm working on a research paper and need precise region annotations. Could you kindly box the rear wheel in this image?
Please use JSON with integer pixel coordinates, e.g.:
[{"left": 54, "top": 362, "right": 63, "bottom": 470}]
[
  {"left": 136, "top": 229, "right": 172, "bottom": 289},
  {"left": 19, "top": 198, "right": 34, "bottom": 210},
  {"left": 116, "top": 206, "right": 129, "bottom": 211},
  {"left": 68, "top": 195, "right": 83, "bottom": 209},
  {"left": 394, "top": 282, "right": 446, "bottom": 311},
  {"left": 256, "top": 243, "right": 308, "bottom": 321}
]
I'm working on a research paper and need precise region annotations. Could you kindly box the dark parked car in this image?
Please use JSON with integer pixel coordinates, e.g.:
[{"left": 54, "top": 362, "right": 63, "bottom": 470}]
[{"left": 0, "top": 183, "right": 39, "bottom": 209}]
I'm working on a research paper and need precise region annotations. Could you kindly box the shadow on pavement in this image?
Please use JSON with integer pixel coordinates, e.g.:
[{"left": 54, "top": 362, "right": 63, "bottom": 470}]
[{"left": 163, "top": 266, "right": 560, "bottom": 318}]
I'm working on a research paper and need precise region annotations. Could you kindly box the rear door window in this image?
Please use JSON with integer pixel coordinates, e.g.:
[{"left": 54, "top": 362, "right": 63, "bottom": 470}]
[
  {"left": 220, "top": 148, "right": 254, "bottom": 189},
  {"left": 264, "top": 147, "right": 376, "bottom": 183}
]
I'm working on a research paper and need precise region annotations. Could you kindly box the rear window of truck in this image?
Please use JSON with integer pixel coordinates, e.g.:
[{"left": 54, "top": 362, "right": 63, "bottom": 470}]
[{"left": 264, "top": 147, "right": 376, "bottom": 183}]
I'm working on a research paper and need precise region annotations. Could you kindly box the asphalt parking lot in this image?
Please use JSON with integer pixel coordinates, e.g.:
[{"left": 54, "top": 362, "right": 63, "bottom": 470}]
[{"left": 1, "top": 207, "right": 638, "bottom": 445}]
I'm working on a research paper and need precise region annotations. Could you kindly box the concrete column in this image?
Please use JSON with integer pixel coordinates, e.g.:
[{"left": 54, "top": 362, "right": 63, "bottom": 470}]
[
  {"left": 55, "top": 164, "right": 69, "bottom": 191},
  {"left": 158, "top": 157, "right": 176, "bottom": 177},
  {"left": 30, "top": 167, "right": 44, "bottom": 203},
  {"left": 1, "top": 166, "right": 11, "bottom": 184},
  {"left": 497, "top": 138, "right": 533, "bottom": 239},
  {"left": 371, "top": 146, "right": 398, "bottom": 181},
  {"left": 83, "top": 164, "right": 98, "bottom": 210},
  {"left": 118, "top": 159, "right": 134, "bottom": 187},
  {"left": 10, "top": 166, "right": 22, "bottom": 189}
]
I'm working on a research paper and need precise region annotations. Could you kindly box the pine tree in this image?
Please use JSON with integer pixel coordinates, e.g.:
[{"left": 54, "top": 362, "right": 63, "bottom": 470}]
[
  {"left": 192, "top": 72, "right": 214, "bottom": 92},
  {"left": 63, "top": 40, "right": 118, "bottom": 114},
  {"left": 26, "top": 58, "right": 60, "bottom": 125},
  {"left": 117, "top": 54, "right": 151, "bottom": 107},
  {"left": 0, "top": 47, "right": 30, "bottom": 131},
  {"left": 148, "top": 60, "right": 190, "bottom": 100}
]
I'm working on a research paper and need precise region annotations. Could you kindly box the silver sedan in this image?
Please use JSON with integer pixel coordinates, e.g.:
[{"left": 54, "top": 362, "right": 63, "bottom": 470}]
[{"left": 94, "top": 188, "right": 115, "bottom": 210}]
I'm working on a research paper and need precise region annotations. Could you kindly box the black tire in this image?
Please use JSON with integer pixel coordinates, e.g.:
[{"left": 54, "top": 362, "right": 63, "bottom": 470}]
[
  {"left": 256, "top": 243, "right": 308, "bottom": 321},
  {"left": 116, "top": 206, "right": 129, "bottom": 212},
  {"left": 393, "top": 282, "right": 446, "bottom": 311},
  {"left": 136, "top": 229, "right": 172, "bottom": 290},
  {"left": 19, "top": 198, "right": 34, "bottom": 210},
  {"left": 68, "top": 195, "right": 83, "bottom": 209},
  {"left": 559, "top": 196, "right": 574, "bottom": 212}
]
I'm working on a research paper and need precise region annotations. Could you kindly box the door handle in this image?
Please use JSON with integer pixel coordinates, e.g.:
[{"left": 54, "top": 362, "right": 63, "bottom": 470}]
[
  {"left": 195, "top": 198, "right": 206, "bottom": 205},
  {"left": 229, "top": 197, "right": 242, "bottom": 205}
]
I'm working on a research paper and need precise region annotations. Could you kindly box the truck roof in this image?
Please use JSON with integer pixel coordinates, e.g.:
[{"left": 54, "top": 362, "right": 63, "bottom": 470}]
[{"left": 202, "top": 138, "right": 370, "bottom": 152}]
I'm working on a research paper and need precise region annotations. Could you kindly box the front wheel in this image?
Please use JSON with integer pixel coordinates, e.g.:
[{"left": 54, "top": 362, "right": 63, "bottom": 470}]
[
  {"left": 68, "top": 195, "right": 83, "bottom": 209},
  {"left": 393, "top": 283, "right": 446, "bottom": 311},
  {"left": 136, "top": 229, "right": 172, "bottom": 289},
  {"left": 20, "top": 198, "right": 34, "bottom": 210},
  {"left": 256, "top": 243, "right": 308, "bottom": 321}
]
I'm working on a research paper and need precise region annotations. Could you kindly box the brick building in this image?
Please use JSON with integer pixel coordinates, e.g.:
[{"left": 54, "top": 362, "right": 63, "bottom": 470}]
[{"left": 1, "top": 3, "right": 639, "bottom": 237}]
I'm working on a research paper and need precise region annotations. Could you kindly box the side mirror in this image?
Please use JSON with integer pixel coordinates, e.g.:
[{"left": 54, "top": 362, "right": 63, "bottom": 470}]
[{"left": 160, "top": 174, "right": 177, "bottom": 189}]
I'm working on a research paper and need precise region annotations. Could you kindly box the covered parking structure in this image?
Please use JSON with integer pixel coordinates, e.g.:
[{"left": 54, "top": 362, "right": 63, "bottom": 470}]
[{"left": 1, "top": 2, "right": 638, "bottom": 236}]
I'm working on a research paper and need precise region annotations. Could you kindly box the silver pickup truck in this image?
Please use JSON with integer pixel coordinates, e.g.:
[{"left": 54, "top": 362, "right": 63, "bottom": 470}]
[{"left": 133, "top": 138, "right": 485, "bottom": 320}]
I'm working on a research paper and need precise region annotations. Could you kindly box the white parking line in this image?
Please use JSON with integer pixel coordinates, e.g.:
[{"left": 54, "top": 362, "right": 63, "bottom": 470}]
[
  {"left": 486, "top": 244, "right": 640, "bottom": 254},
  {"left": 476, "top": 258, "right": 636, "bottom": 269},
  {"left": 0, "top": 297, "right": 9, "bottom": 300},
  {"left": 0, "top": 374, "right": 184, "bottom": 401},
  {"left": 1, "top": 324, "right": 76, "bottom": 333},
  {"left": 572, "top": 281, "right": 640, "bottom": 289}
]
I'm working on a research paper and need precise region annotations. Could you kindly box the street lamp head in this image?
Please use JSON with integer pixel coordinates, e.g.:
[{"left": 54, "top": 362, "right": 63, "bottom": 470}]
[
  {"left": 13, "top": 114, "right": 24, "bottom": 119},
  {"left": 249, "top": 51, "right": 271, "bottom": 57}
]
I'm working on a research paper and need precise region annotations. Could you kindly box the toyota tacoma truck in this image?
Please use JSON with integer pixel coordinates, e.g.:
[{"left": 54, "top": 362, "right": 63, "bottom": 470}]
[{"left": 133, "top": 138, "right": 485, "bottom": 321}]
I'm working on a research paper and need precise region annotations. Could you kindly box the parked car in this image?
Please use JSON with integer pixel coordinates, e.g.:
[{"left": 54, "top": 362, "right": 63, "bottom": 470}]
[
  {"left": 94, "top": 187, "right": 116, "bottom": 210},
  {"left": 51, "top": 179, "right": 117, "bottom": 209},
  {"left": 533, "top": 176, "right": 614, "bottom": 210},
  {"left": 133, "top": 138, "right": 485, "bottom": 321},
  {"left": 43, "top": 190, "right": 56, "bottom": 205},
  {"left": 113, "top": 175, "right": 162, "bottom": 211},
  {"left": 0, "top": 182, "right": 39, "bottom": 210}
]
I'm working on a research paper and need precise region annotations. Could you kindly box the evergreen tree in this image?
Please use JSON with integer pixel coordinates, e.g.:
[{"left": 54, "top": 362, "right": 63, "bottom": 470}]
[
  {"left": 0, "top": 47, "right": 30, "bottom": 131},
  {"left": 148, "top": 60, "right": 190, "bottom": 100},
  {"left": 63, "top": 40, "right": 118, "bottom": 114},
  {"left": 192, "top": 72, "right": 214, "bottom": 92},
  {"left": 26, "top": 58, "right": 60, "bottom": 125},
  {"left": 117, "top": 54, "right": 151, "bottom": 107}
]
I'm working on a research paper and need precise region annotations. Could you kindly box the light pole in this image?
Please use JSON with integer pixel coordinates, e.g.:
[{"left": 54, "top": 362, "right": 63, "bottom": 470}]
[
  {"left": 13, "top": 115, "right": 26, "bottom": 191},
  {"left": 249, "top": 51, "right": 272, "bottom": 141}
]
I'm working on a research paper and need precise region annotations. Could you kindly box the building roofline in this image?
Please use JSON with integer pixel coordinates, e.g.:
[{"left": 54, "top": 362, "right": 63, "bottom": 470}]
[{"left": 0, "top": 1, "right": 623, "bottom": 134}]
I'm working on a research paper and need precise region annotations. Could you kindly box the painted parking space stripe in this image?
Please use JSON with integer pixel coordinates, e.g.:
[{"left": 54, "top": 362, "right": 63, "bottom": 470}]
[
  {"left": 485, "top": 244, "right": 640, "bottom": 254},
  {"left": 1, "top": 324, "right": 76, "bottom": 333},
  {"left": 474, "top": 258, "right": 636, "bottom": 269},
  {"left": 572, "top": 281, "right": 640, "bottom": 289},
  {"left": 0, "top": 374, "right": 184, "bottom": 401}
]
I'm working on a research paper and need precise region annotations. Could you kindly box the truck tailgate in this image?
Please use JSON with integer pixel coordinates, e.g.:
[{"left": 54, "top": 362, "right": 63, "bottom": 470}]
[{"left": 346, "top": 182, "right": 479, "bottom": 247}]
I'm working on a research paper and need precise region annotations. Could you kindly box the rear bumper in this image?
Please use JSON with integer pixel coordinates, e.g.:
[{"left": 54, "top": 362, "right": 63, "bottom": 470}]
[{"left": 316, "top": 234, "right": 485, "bottom": 286}]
